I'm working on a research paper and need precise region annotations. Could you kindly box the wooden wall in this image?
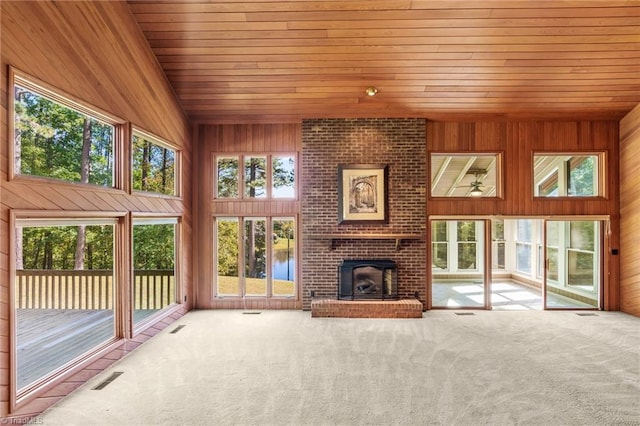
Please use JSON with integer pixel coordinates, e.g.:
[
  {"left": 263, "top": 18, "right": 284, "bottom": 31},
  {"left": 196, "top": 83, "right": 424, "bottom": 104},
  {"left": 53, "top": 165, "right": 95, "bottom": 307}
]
[
  {"left": 194, "top": 123, "right": 302, "bottom": 309},
  {"left": 427, "top": 121, "right": 621, "bottom": 311},
  {"left": 620, "top": 104, "right": 640, "bottom": 316},
  {"left": 0, "top": 1, "right": 192, "bottom": 419}
]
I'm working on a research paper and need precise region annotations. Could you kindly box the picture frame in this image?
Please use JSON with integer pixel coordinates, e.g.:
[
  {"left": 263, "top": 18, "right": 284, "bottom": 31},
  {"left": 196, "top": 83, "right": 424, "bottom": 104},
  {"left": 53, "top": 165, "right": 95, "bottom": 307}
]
[{"left": 338, "top": 164, "right": 388, "bottom": 224}]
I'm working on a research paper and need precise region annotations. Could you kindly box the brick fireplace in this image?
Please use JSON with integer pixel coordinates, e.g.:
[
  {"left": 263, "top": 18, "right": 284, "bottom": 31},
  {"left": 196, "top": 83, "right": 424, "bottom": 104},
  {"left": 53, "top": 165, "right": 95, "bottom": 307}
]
[{"left": 301, "top": 118, "right": 427, "bottom": 313}]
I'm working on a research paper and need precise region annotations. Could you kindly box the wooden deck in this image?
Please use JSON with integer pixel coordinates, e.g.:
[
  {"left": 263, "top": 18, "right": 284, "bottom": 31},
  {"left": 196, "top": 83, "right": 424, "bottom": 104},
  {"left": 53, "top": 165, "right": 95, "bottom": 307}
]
[{"left": 16, "top": 308, "right": 159, "bottom": 392}]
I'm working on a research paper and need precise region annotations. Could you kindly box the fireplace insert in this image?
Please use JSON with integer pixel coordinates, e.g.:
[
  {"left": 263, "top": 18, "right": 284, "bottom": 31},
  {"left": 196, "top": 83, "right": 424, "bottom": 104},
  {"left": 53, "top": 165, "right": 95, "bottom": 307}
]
[{"left": 338, "top": 259, "right": 398, "bottom": 300}]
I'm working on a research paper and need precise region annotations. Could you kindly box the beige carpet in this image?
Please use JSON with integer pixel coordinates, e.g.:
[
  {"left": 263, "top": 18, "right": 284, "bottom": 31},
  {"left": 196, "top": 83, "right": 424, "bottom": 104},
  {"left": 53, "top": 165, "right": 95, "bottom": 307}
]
[{"left": 41, "top": 310, "right": 639, "bottom": 426}]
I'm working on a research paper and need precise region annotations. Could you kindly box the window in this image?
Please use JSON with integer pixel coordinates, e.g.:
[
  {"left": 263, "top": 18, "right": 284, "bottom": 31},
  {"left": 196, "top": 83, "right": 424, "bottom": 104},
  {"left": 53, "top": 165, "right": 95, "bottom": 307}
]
[
  {"left": 430, "top": 153, "right": 502, "bottom": 198},
  {"left": 15, "top": 218, "right": 117, "bottom": 393},
  {"left": 244, "top": 156, "right": 267, "bottom": 198},
  {"left": 534, "top": 154, "right": 603, "bottom": 197},
  {"left": 214, "top": 154, "right": 296, "bottom": 199},
  {"left": 431, "top": 221, "right": 448, "bottom": 270},
  {"left": 492, "top": 219, "right": 505, "bottom": 270},
  {"left": 132, "top": 130, "right": 178, "bottom": 196},
  {"left": 12, "top": 75, "right": 116, "bottom": 187},
  {"left": 457, "top": 221, "right": 477, "bottom": 270},
  {"left": 133, "top": 218, "right": 178, "bottom": 325},
  {"left": 214, "top": 216, "right": 296, "bottom": 298},
  {"left": 516, "top": 220, "right": 532, "bottom": 274},
  {"left": 216, "top": 156, "right": 239, "bottom": 198}
]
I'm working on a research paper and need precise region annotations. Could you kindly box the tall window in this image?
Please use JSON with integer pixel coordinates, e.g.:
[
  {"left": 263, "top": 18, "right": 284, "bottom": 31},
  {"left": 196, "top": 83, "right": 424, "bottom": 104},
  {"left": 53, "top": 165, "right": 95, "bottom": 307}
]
[
  {"left": 215, "top": 217, "right": 296, "bottom": 298},
  {"left": 133, "top": 218, "right": 178, "bottom": 325},
  {"left": 492, "top": 219, "right": 505, "bottom": 270},
  {"left": 132, "top": 130, "right": 178, "bottom": 196},
  {"left": 15, "top": 218, "right": 116, "bottom": 393},
  {"left": 516, "top": 220, "right": 532, "bottom": 274},
  {"left": 215, "top": 154, "right": 296, "bottom": 199},
  {"left": 13, "top": 77, "right": 115, "bottom": 187},
  {"left": 457, "top": 221, "right": 478, "bottom": 270},
  {"left": 431, "top": 221, "right": 448, "bottom": 271}
]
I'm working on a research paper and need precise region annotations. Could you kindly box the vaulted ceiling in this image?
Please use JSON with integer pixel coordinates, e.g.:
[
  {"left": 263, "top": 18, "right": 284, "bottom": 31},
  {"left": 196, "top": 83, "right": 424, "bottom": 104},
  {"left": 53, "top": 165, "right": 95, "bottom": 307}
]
[{"left": 126, "top": 1, "right": 640, "bottom": 123}]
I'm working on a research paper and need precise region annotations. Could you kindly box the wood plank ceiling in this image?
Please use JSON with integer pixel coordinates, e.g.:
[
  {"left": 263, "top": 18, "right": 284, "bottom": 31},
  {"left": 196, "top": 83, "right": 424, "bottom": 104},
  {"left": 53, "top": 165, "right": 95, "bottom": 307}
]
[{"left": 127, "top": 1, "right": 640, "bottom": 123}]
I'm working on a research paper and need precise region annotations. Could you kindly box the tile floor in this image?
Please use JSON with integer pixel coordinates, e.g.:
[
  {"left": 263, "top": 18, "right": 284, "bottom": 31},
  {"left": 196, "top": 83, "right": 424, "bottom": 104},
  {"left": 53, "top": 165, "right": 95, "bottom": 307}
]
[{"left": 432, "top": 279, "right": 595, "bottom": 310}]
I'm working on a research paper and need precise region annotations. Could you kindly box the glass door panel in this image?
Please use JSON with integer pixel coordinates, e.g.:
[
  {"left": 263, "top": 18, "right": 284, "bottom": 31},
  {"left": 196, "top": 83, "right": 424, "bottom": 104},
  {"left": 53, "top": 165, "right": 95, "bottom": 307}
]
[
  {"left": 244, "top": 218, "right": 267, "bottom": 296},
  {"left": 431, "top": 220, "right": 486, "bottom": 308},
  {"left": 544, "top": 220, "right": 600, "bottom": 309}
]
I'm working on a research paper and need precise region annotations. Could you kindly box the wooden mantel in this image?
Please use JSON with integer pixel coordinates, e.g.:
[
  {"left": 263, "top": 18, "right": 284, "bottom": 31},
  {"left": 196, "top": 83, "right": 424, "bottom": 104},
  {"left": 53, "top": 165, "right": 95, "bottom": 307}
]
[{"left": 307, "top": 233, "right": 424, "bottom": 251}]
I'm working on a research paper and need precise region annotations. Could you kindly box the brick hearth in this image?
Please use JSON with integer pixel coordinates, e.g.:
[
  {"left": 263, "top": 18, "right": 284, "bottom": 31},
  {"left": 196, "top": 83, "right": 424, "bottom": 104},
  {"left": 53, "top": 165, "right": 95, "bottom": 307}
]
[{"left": 311, "top": 298, "right": 423, "bottom": 318}]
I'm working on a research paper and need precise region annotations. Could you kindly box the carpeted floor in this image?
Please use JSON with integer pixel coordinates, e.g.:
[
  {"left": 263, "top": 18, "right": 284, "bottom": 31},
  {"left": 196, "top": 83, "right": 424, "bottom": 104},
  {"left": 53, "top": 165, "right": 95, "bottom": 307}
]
[{"left": 41, "top": 310, "right": 639, "bottom": 426}]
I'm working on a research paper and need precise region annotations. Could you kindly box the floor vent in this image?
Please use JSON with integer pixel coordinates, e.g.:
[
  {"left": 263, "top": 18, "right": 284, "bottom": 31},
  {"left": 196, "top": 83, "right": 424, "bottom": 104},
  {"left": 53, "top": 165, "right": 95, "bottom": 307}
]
[
  {"left": 242, "top": 311, "right": 262, "bottom": 315},
  {"left": 92, "top": 371, "right": 124, "bottom": 390},
  {"left": 455, "top": 312, "right": 475, "bottom": 316},
  {"left": 170, "top": 325, "right": 186, "bottom": 334},
  {"left": 576, "top": 313, "right": 598, "bottom": 316}
]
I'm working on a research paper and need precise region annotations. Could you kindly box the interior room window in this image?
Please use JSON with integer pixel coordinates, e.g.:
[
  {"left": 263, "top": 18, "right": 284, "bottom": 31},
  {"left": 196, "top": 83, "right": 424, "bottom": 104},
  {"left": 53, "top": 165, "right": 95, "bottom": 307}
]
[
  {"left": 15, "top": 218, "right": 116, "bottom": 393},
  {"left": 13, "top": 78, "right": 115, "bottom": 187},
  {"left": 132, "top": 130, "right": 178, "bottom": 196},
  {"left": 214, "top": 216, "right": 296, "bottom": 298},
  {"left": 133, "top": 218, "right": 178, "bottom": 325},
  {"left": 216, "top": 156, "right": 239, "bottom": 198},
  {"left": 430, "top": 153, "right": 502, "bottom": 198},
  {"left": 533, "top": 154, "right": 602, "bottom": 197},
  {"left": 214, "top": 155, "right": 296, "bottom": 200}
]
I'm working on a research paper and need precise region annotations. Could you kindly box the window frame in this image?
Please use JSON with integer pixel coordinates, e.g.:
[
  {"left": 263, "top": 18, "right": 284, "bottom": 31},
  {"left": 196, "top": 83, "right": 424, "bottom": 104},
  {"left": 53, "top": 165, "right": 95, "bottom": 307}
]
[
  {"left": 213, "top": 153, "right": 297, "bottom": 200},
  {"left": 9, "top": 67, "right": 126, "bottom": 190},
  {"left": 131, "top": 127, "right": 181, "bottom": 198},
  {"left": 533, "top": 152, "right": 606, "bottom": 199}
]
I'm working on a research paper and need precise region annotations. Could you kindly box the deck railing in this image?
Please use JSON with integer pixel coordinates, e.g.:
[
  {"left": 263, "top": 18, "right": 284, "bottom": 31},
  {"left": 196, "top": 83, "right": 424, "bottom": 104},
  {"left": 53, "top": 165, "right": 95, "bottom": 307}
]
[{"left": 16, "top": 270, "right": 175, "bottom": 310}]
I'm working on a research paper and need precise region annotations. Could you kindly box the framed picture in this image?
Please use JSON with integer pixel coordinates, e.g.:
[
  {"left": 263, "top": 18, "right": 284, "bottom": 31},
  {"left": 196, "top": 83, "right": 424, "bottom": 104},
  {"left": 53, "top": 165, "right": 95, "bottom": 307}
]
[{"left": 338, "top": 164, "right": 388, "bottom": 224}]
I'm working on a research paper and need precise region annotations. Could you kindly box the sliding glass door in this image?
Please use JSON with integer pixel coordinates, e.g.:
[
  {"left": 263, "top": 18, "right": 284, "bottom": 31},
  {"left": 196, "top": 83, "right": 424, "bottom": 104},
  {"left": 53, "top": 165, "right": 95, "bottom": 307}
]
[
  {"left": 431, "top": 219, "right": 488, "bottom": 308},
  {"left": 544, "top": 220, "right": 601, "bottom": 309}
]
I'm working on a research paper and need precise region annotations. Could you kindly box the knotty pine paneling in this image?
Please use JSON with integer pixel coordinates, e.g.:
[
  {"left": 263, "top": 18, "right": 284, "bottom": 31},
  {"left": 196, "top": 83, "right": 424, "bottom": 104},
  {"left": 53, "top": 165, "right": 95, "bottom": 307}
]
[
  {"left": 1, "top": 1, "right": 192, "bottom": 419},
  {"left": 427, "top": 121, "right": 620, "bottom": 310},
  {"left": 620, "top": 104, "right": 640, "bottom": 317},
  {"left": 194, "top": 123, "right": 302, "bottom": 309}
]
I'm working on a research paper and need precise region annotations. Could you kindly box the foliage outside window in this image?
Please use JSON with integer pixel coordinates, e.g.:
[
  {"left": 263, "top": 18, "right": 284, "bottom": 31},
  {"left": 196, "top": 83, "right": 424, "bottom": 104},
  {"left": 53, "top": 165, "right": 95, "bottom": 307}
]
[
  {"left": 215, "top": 216, "right": 295, "bottom": 298},
  {"left": 15, "top": 219, "right": 115, "bottom": 392},
  {"left": 534, "top": 154, "right": 601, "bottom": 197},
  {"left": 217, "top": 156, "right": 239, "bottom": 198},
  {"left": 132, "top": 131, "right": 177, "bottom": 196},
  {"left": 13, "top": 82, "right": 114, "bottom": 186},
  {"left": 133, "top": 219, "right": 177, "bottom": 324},
  {"left": 215, "top": 154, "right": 296, "bottom": 199},
  {"left": 492, "top": 219, "right": 505, "bottom": 270},
  {"left": 244, "top": 156, "right": 267, "bottom": 198}
]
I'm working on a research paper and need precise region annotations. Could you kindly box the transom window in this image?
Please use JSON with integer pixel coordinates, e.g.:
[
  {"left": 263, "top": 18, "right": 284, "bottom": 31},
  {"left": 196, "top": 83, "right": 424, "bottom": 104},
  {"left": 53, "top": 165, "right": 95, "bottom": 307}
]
[
  {"left": 215, "top": 154, "right": 296, "bottom": 199},
  {"left": 12, "top": 73, "right": 118, "bottom": 187},
  {"left": 132, "top": 130, "right": 179, "bottom": 197}
]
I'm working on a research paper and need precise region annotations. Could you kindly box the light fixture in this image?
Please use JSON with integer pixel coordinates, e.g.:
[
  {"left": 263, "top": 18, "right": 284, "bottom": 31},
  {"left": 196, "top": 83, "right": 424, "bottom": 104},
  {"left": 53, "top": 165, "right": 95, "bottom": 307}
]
[
  {"left": 470, "top": 184, "right": 483, "bottom": 197},
  {"left": 365, "top": 86, "right": 378, "bottom": 96}
]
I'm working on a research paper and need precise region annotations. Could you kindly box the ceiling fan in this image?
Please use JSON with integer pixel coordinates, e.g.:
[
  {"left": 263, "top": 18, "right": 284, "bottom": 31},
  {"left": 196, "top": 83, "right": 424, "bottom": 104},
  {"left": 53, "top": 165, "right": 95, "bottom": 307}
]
[{"left": 458, "top": 169, "right": 486, "bottom": 197}]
